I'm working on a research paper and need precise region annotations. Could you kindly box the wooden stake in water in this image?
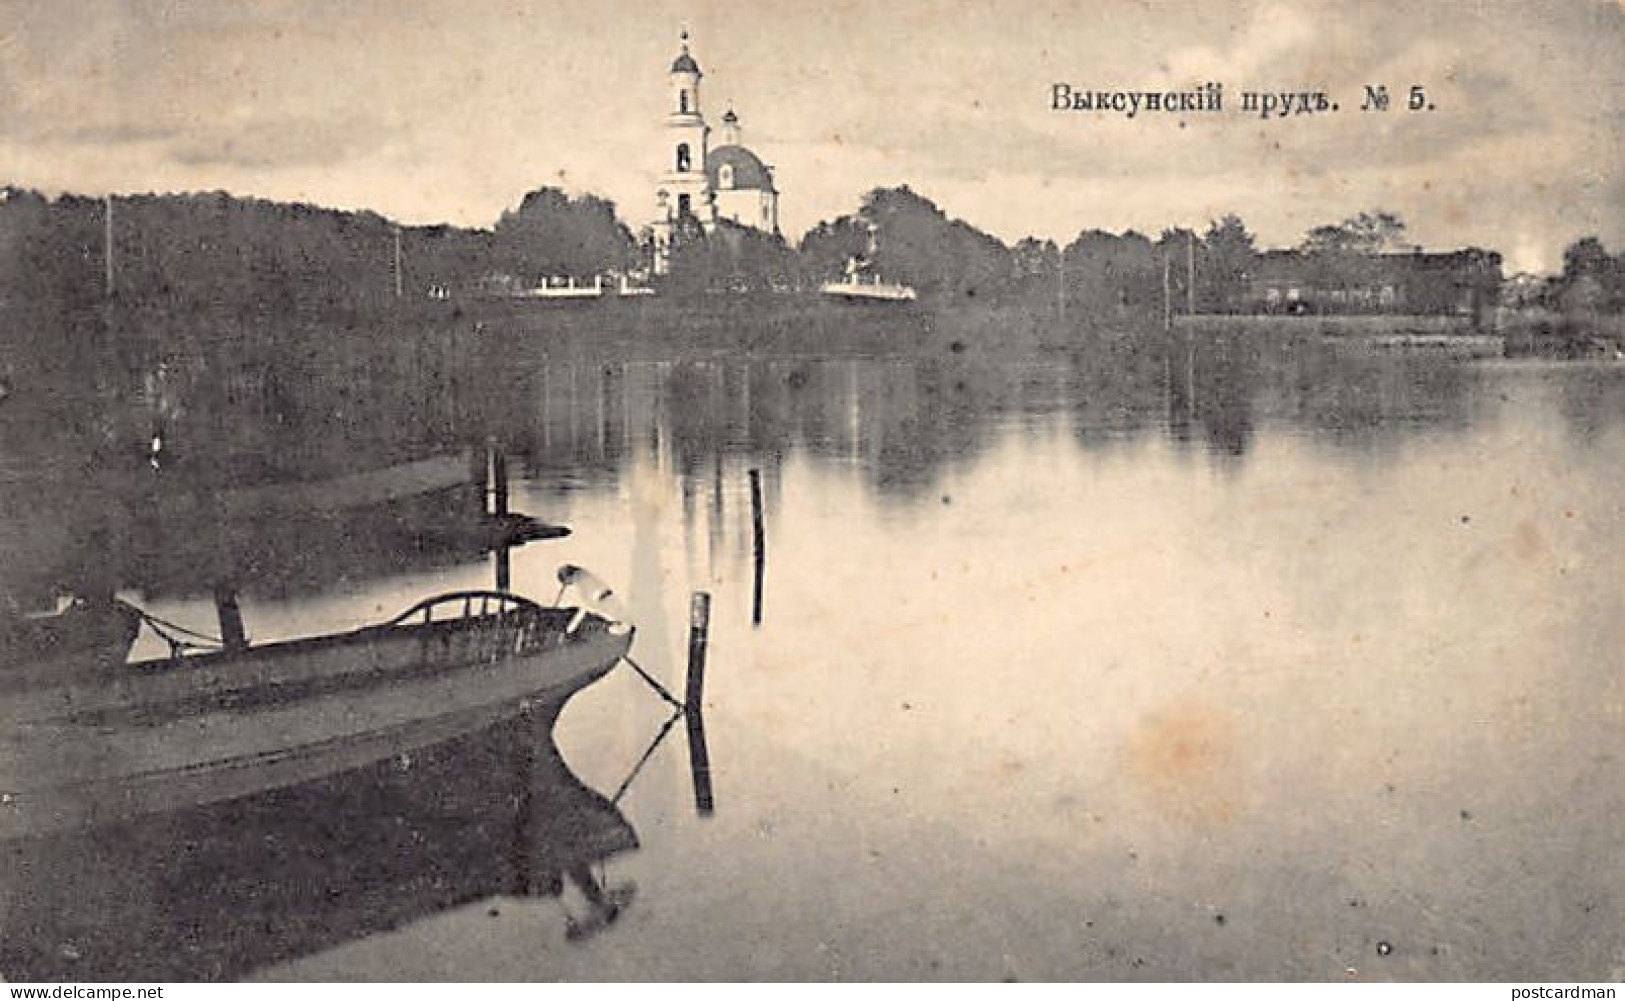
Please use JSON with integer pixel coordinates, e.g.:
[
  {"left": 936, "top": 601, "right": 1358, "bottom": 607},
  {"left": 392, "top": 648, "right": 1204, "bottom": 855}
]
[
  {"left": 490, "top": 444, "right": 513, "bottom": 589},
  {"left": 686, "top": 709, "right": 715, "bottom": 816},
  {"left": 495, "top": 544, "right": 511, "bottom": 592},
  {"left": 492, "top": 447, "right": 509, "bottom": 517},
  {"left": 685, "top": 589, "right": 715, "bottom": 814},
  {"left": 685, "top": 591, "right": 711, "bottom": 713},
  {"left": 749, "top": 468, "right": 766, "bottom": 626}
]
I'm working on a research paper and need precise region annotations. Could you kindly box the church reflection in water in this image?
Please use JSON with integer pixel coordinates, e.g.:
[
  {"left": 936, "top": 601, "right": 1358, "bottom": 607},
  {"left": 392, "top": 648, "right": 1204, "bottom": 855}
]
[{"left": 0, "top": 694, "right": 658, "bottom": 981}]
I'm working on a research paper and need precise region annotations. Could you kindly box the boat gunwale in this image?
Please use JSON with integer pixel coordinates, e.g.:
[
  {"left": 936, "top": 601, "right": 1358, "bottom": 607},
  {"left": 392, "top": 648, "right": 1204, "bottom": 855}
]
[
  {"left": 57, "top": 612, "right": 624, "bottom": 729},
  {"left": 0, "top": 600, "right": 622, "bottom": 721},
  {"left": 125, "top": 600, "right": 588, "bottom": 673}
]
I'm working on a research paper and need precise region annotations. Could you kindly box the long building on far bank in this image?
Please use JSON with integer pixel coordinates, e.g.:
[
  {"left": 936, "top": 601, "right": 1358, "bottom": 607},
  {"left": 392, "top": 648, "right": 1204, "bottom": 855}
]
[{"left": 1243, "top": 248, "right": 1503, "bottom": 319}]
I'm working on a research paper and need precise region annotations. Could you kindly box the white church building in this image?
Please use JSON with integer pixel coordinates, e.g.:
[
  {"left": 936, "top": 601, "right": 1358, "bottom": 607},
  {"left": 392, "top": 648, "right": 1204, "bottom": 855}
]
[{"left": 649, "top": 33, "right": 780, "bottom": 274}]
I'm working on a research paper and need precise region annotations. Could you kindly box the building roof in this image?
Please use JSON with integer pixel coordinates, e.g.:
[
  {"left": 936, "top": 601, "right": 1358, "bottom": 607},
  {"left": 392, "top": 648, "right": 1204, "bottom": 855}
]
[
  {"left": 707, "top": 145, "right": 775, "bottom": 192},
  {"left": 671, "top": 50, "right": 700, "bottom": 74}
]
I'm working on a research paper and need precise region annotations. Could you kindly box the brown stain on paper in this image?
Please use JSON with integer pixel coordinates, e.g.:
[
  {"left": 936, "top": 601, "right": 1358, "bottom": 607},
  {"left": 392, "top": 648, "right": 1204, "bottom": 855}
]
[
  {"left": 1511, "top": 520, "right": 1549, "bottom": 565},
  {"left": 1125, "top": 700, "right": 1244, "bottom": 826}
]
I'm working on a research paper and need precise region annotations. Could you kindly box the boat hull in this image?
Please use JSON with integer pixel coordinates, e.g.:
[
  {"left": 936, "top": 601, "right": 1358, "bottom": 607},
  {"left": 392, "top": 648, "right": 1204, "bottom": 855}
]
[
  {"left": 153, "top": 452, "right": 473, "bottom": 522},
  {"left": 0, "top": 606, "right": 632, "bottom": 838}
]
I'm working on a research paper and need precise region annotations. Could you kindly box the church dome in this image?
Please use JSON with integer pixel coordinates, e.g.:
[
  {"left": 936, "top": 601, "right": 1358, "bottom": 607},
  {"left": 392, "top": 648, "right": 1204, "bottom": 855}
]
[
  {"left": 671, "top": 50, "right": 700, "bottom": 73},
  {"left": 707, "top": 145, "right": 775, "bottom": 191}
]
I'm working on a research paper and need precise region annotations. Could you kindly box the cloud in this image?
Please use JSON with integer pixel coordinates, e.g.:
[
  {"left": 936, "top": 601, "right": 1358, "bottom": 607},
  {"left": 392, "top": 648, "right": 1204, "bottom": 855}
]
[{"left": 1163, "top": 3, "right": 1320, "bottom": 84}]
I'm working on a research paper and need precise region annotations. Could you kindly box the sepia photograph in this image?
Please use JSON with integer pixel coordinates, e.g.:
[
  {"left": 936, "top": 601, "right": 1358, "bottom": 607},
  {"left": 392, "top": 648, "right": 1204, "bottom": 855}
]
[{"left": 0, "top": 0, "right": 1622, "bottom": 985}]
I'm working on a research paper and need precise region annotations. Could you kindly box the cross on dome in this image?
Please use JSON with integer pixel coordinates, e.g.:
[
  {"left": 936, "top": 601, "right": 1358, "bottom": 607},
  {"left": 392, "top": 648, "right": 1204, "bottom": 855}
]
[{"left": 671, "top": 30, "right": 700, "bottom": 74}]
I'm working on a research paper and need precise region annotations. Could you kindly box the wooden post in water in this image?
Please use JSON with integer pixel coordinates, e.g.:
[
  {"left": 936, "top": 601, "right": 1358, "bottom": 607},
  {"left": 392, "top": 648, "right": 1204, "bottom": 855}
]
[
  {"left": 685, "top": 709, "right": 715, "bottom": 816},
  {"left": 488, "top": 441, "right": 512, "bottom": 589},
  {"left": 495, "top": 544, "right": 512, "bottom": 592},
  {"left": 684, "top": 591, "right": 711, "bottom": 713},
  {"left": 683, "top": 588, "right": 715, "bottom": 814},
  {"left": 213, "top": 584, "right": 248, "bottom": 653},
  {"left": 492, "top": 447, "right": 509, "bottom": 517},
  {"left": 749, "top": 468, "right": 765, "bottom": 626}
]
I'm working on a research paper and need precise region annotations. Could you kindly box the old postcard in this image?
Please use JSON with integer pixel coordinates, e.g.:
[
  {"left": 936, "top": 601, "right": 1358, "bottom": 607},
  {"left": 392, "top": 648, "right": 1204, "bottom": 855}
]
[{"left": 0, "top": 0, "right": 1621, "bottom": 985}]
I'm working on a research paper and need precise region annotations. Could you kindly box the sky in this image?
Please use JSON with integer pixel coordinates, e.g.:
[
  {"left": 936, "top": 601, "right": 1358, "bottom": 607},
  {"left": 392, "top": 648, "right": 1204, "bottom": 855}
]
[{"left": 1, "top": 0, "right": 1621, "bottom": 273}]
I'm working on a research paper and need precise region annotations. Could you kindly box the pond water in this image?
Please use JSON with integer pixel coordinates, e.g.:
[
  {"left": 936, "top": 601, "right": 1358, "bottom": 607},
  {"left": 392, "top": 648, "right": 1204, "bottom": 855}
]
[{"left": 2, "top": 349, "right": 1622, "bottom": 981}]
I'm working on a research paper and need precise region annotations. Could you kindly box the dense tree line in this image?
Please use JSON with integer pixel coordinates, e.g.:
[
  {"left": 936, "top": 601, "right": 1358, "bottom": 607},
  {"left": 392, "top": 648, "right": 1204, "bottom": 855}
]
[
  {"left": 789, "top": 186, "right": 1018, "bottom": 301},
  {"left": 776, "top": 188, "right": 1265, "bottom": 316},
  {"left": 665, "top": 185, "right": 1016, "bottom": 300},
  {"left": 858, "top": 187, "right": 1012, "bottom": 300},
  {"left": 0, "top": 183, "right": 639, "bottom": 317},
  {"left": 7, "top": 182, "right": 1524, "bottom": 342},
  {"left": 1550, "top": 237, "right": 1624, "bottom": 313},
  {"left": 1301, "top": 210, "right": 1410, "bottom": 255},
  {"left": 490, "top": 188, "right": 636, "bottom": 281},
  {"left": 665, "top": 217, "right": 798, "bottom": 296}
]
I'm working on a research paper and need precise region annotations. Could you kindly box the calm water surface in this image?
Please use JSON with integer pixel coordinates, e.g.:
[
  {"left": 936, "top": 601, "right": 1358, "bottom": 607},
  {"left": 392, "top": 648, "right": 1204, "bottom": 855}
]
[{"left": 4, "top": 352, "right": 1622, "bottom": 981}]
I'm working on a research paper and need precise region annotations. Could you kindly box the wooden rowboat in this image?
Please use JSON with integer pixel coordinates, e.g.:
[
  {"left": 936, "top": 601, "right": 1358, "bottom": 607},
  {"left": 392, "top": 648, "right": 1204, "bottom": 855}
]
[{"left": 0, "top": 590, "right": 632, "bottom": 838}]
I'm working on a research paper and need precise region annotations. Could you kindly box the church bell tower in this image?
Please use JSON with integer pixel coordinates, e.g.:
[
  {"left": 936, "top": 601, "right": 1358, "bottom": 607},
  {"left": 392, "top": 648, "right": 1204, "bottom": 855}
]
[{"left": 652, "top": 31, "right": 713, "bottom": 273}]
